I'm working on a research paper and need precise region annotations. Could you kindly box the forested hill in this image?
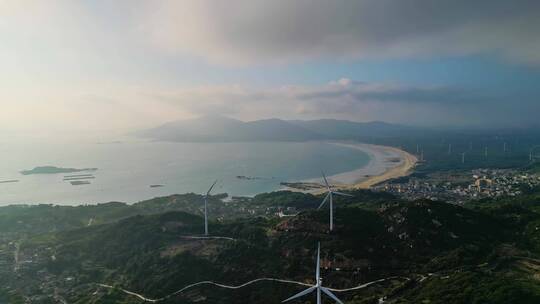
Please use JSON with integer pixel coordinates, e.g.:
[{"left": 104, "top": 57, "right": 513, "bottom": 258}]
[{"left": 1, "top": 189, "right": 540, "bottom": 303}]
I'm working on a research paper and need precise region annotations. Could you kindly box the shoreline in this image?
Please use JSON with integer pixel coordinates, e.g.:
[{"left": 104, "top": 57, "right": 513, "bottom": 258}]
[
  {"left": 283, "top": 142, "right": 417, "bottom": 194},
  {"left": 2, "top": 141, "right": 416, "bottom": 206},
  {"left": 346, "top": 143, "right": 417, "bottom": 189}
]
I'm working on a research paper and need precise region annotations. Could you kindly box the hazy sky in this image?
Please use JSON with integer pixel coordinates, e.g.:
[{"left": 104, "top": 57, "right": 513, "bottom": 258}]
[{"left": 1, "top": 0, "right": 539, "bottom": 136}]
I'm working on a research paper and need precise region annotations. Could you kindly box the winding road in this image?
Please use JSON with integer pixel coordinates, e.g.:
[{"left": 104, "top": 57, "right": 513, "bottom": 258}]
[{"left": 97, "top": 276, "right": 410, "bottom": 302}]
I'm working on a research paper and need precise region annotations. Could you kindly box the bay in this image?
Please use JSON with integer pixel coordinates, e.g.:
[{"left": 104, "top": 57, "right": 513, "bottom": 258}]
[{"left": 0, "top": 139, "right": 370, "bottom": 205}]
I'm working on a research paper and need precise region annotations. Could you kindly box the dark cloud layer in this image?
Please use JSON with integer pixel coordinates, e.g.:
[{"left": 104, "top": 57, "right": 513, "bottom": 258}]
[{"left": 150, "top": 0, "right": 540, "bottom": 65}]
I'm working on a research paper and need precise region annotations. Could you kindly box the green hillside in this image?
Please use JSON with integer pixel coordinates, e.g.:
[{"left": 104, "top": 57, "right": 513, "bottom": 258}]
[{"left": 2, "top": 191, "right": 540, "bottom": 303}]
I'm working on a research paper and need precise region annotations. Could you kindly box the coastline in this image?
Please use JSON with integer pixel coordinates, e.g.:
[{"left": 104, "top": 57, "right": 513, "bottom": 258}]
[
  {"left": 2, "top": 140, "right": 416, "bottom": 205},
  {"left": 343, "top": 143, "right": 417, "bottom": 189},
  {"left": 283, "top": 142, "right": 417, "bottom": 193}
]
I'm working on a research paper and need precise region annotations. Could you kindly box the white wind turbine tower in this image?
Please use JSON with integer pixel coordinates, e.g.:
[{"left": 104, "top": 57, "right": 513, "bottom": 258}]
[
  {"left": 319, "top": 172, "right": 353, "bottom": 231},
  {"left": 203, "top": 180, "right": 217, "bottom": 236},
  {"left": 283, "top": 243, "right": 344, "bottom": 304}
]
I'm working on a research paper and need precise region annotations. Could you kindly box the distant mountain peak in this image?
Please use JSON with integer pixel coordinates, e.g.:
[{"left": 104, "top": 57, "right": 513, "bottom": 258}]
[
  {"left": 136, "top": 117, "right": 419, "bottom": 142},
  {"left": 175, "top": 115, "right": 243, "bottom": 126}
]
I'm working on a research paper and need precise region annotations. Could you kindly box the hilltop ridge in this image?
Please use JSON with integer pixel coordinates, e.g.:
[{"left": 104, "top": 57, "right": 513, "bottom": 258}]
[
  {"left": 136, "top": 116, "right": 419, "bottom": 142},
  {"left": 2, "top": 190, "right": 540, "bottom": 303}
]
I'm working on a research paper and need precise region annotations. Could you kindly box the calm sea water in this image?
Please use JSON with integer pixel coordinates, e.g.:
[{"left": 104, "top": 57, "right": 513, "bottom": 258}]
[{"left": 0, "top": 139, "right": 370, "bottom": 206}]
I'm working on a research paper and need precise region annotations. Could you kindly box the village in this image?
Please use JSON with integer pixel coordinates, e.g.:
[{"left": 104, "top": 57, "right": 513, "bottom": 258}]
[{"left": 374, "top": 168, "right": 540, "bottom": 204}]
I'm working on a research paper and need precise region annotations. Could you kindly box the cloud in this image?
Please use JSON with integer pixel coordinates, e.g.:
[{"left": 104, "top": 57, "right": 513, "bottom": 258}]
[
  {"left": 1, "top": 78, "right": 537, "bottom": 134},
  {"left": 296, "top": 81, "right": 482, "bottom": 105},
  {"left": 141, "top": 0, "right": 540, "bottom": 66},
  {"left": 1, "top": 2, "right": 538, "bottom": 133},
  {"left": 150, "top": 79, "right": 537, "bottom": 127}
]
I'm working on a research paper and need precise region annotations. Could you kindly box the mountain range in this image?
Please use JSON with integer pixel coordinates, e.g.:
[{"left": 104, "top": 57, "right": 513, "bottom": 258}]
[{"left": 136, "top": 116, "right": 421, "bottom": 142}]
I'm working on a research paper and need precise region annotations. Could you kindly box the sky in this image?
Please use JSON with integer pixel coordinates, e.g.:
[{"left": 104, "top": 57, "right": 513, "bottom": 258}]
[{"left": 1, "top": 0, "right": 540, "bottom": 137}]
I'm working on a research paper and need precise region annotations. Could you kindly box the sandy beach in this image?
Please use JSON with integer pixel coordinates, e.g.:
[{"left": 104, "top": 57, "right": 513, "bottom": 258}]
[
  {"left": 284, "top": 142, "right": 417, "bottom": 193},
  {"left": 342, "top": 143, "right": 418, "bottom": 189}
]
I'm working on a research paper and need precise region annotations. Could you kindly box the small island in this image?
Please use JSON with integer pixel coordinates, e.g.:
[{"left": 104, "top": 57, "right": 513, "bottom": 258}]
[
  {"left": 20, "top": 166, "right": 98, "bottom": 175},
  {"left": 0, "top": 179, "right": 19, "bottom": 184},
  {"left": 70, "top": 180, "right": 91, "bottom": 186},
  {"left": 237, "top": 175, "right": 275, "bottom": 180},
  {"left": 280, "top": 182, "right": 325, "bottom": 191},
  {"left": 63, "top": 176, "right": 95, "bottom": 181}
]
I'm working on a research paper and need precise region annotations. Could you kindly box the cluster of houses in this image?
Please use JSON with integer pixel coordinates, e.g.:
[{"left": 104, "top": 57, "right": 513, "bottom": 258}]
[{"left": 375, "top": 168, "right": 540, "bottom": 204}]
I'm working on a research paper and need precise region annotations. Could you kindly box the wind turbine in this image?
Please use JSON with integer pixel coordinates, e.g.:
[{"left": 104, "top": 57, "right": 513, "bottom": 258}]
[
  {"left": 282, "top": 242, "right": 344, "bottom": 304},
  {"left": 203, "top": 180, "right": 217, "bottom": 236},
  {"left": 319, "top": 172, "right": 353, "bottom": 231}
]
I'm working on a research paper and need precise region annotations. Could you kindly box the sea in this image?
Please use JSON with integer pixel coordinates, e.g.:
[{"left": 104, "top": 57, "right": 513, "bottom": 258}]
[{"left": 0, "top": 138, "right": 371, "bottom": 206}]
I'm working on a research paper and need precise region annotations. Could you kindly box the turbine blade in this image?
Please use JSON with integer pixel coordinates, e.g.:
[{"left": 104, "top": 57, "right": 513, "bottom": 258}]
[
  {"left": 321, "top": 171, "right": 330, "bottom": 190},
  {"left": 318, "top": 193, "right": 330, "bottom": 209},
  {"left": 316, "top": 242, "right": 320, "bottom": 283},
  {"left": 282, "top": 286, "right": 316, "bottom": 303},
  {"left": 207, "top": 180, "right": 218, "bottom": 196},
  {"left": 321, "top": 287, "right": 345, "bottom": 304},
  {"left": 330, "top": 192, "right": 333, "bottom": 231},
  {"left": 332, "top": 191, "right": 353, "bottom": 197}
]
